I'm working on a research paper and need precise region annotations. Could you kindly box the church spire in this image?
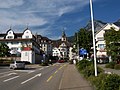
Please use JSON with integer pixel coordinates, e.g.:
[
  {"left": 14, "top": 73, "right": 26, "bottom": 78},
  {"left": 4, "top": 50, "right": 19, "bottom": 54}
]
[{"left": 61, "top": 30, "right": 67, "bottom": 41}]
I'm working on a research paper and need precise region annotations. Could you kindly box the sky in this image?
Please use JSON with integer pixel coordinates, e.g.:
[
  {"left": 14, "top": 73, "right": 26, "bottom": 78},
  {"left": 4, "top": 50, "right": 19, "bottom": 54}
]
[{"left": 0, "top": 0, "right": 120, "bottom": 40}]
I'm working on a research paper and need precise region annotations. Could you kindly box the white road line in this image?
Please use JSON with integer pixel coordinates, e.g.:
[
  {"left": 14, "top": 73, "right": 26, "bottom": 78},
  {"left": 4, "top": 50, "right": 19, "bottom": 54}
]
[
  {"left": 15, "top": 70, "right": 35, "bottom": 74},
  {"left": 0, "top": 72, "right": 17, "bottom": 78},
  {"left": 3, "top": 76, "right": 19, "bottom": 82},
  {"left": 0, "top": 71, "right": 14, "bottom": 75},
  {"left": 39, "top": 67, "right": 44, "bottom": 70},
  {"left": 21, "top": 73, "right": 42, "bottom": 84},
  {"left": 28, "top": 70, "right": 35, "bottom": 74}
]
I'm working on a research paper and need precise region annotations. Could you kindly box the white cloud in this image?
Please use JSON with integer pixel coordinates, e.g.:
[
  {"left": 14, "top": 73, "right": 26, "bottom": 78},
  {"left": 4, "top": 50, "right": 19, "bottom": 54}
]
[
  {"left": 0, "top": 0, "right": 24, "bottom": 8},
  {"left": 49, "top": 36, "right": 61, "bottom": 40},
  {"left": 58, "top": 6, "right": 75, "bottom": 16},
  {"left": 0, "top": 0, "right": 97, "bottom": 37}
]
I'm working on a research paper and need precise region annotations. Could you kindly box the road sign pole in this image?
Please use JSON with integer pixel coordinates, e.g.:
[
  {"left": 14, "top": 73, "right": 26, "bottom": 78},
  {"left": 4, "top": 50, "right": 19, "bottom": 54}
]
[{"left": 89, "top": 0, "right": 97, "bottom": 76}]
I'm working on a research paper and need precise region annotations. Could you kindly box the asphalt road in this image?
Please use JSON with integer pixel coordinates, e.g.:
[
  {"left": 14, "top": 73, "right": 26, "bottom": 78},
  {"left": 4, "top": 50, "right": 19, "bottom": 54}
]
[{"left": 0, "top": 63, "right": 67, "bottom": 90}]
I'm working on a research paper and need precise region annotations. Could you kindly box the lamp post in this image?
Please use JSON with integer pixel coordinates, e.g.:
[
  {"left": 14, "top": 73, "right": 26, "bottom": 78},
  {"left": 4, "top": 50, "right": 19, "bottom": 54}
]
[
  {"left": 89, "top": 0, "right": 97, "bottom": 76},
  {"left": 77, "top": 32, "right": 80, "bottom": 61}
]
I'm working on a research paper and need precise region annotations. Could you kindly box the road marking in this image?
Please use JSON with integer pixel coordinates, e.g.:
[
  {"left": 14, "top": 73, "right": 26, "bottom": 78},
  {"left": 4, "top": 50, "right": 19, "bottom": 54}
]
[
  {"left": 39, "top": 67, "right": 44, "bottom": 71},
  {"left": 58, "top": 65, "right": 64, "bottom": 70},
  {"left": 0, "top": 72, "right": 17, "bottom": 78},
  {"left": 47, "top": 64, "right": 67, "bottom": 82},
  {"left": 47, "top": 76, "right": 53, "bottom": 82},
  {"left": 3, "top": 76, "right": 19, "bottom": 82},
  {"left": 15, "top": 70, "right": 35, "bottom": 73},
  {"left": 59, "top": 64, "right": 67, "bottom": 90},
  {"left": 0, "top": 71, "right": 14, "bottom": 75},
  {"left": 54, "top": 70, "right": 58, "bottom": 74},
  {"left": 21, "top": 73, "right": 42, "bottom": 84}
]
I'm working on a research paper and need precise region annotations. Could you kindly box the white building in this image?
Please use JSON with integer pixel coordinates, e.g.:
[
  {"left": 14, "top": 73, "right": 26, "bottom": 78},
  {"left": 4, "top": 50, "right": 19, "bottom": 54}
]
[
  {"left": 69, "top": 47, "right": 74, "bottom": 60},
  {"left": 0, "top": 28, "right": 43, "bottom": 63},
  {"left": 37, "top": 35, "right": 52, "bottom": 56},
  {"left": 52, "top": 31, "right": 71, "bottom": 60},
  {"left": 52, "top": 47, "right": 61, "bottom": 57},
  {"left": 95, "top": 23, "right": 120, "bottom": 58}
]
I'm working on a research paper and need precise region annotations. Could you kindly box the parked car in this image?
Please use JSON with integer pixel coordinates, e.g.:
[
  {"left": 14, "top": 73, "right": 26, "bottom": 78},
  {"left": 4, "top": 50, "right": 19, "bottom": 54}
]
[
  {"left": 58, "top": 60, "right": 64, "bottom": 63},
  {"left": 10, "top": 61, "right": 25, "bottom": 69}
]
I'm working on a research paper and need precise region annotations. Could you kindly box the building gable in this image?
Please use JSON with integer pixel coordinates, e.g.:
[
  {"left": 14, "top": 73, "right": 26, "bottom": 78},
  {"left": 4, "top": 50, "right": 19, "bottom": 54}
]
[
  {"left": 6, "top": 29, "right": 15, "bottom": 39},
  {"left": 95, "top": 23, "right": 120, "bottom": 40},
  {"left": 22, "top": 29, "right": 32, "bottom": 39}
]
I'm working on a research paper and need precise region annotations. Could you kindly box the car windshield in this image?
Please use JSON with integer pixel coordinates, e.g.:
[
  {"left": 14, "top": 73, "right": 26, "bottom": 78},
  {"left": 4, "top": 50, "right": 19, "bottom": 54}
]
[{"left": 15, "top": 61, "right": 24, "bottom": 63}]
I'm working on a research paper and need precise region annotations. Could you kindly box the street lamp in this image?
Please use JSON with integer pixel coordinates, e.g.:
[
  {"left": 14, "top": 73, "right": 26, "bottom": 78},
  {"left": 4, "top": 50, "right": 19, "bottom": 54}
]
[
  {"left": 77, "top": 31, "right": 80, "bottom": 61},
  {"left": 89, "top": 0, "right": 97, "bottom": 76}
]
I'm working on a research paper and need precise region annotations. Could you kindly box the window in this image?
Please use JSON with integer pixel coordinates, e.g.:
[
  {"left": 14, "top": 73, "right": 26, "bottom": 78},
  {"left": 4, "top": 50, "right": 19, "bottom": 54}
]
[
  {"left": 7, "top": 36, "right": 13, "bottom": 39},
  {"left": 9, "top": 32, "right": 12, "bottom": 34},
  {"left": 25, "top": 52, "right": 28, "bottom": 56},
  {"left": 25, "top": 36, "right": 29, "bottom": 38},
  {"left": 13, "top": 42, "right": 19, "bottom": 44},
  {"left": 26, "top": 31, "right": 29, "bottom": 33},
  {"left": 97, "top": 37, "right": 104, "bottom": 41},
  {"left": 98, "top": 44, "right": 105, "bottom": 49},
  {"left": 44, "top": 48, "right": 45, "bottom": 51}
]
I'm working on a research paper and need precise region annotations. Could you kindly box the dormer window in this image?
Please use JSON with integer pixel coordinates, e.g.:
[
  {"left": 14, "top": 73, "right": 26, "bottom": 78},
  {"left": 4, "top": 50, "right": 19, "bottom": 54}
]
[
  {"left": 25, "top": 36, "right": 29, "bottom": 38},
  {"left": 22, "top": 30, "right": 32, "bottom": 39},
  {"left": 7, "top": 36, "right": 13, "bottom": 39},
  {"left": 9, "top": 32, "right": 12, "bottom": 34},
  {"left": 26, "top": 31, "right": 29, "bottom": 33}
]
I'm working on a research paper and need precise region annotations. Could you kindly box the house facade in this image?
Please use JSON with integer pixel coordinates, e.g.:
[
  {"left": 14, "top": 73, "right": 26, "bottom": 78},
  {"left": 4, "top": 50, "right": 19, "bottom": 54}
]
[
  {"left": 37, "top": 35, "right": 52, "bottom": 56},
  {"left": 95, "top": 23, "right": 120, "bottom": 59},
  {"left": 0, "top": 28, "right": 43, "bottom": 63},
  {"left": 52, "top": 31, "right": 71, "bottom": 60}
]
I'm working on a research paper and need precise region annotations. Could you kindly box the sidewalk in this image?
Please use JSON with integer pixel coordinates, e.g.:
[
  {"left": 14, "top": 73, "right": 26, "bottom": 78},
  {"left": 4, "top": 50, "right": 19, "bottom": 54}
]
[
  {"left": 98, "top": 64, "right": 120, "bottom": 75},
  {"left": 59, "top": 64, "right": 94, "bottom": 90}
]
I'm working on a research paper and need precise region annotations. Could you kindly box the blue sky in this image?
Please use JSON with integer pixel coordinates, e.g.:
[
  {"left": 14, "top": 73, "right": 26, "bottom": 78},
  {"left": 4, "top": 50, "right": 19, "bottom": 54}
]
[{"left": 0, "top": 0, "right": 120, "bottom": 40}]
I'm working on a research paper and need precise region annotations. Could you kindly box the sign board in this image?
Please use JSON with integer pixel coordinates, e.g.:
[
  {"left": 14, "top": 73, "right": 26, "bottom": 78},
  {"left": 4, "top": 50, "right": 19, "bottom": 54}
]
[{"left": 79, "top": 48, "right": 87, "bottom": 55}]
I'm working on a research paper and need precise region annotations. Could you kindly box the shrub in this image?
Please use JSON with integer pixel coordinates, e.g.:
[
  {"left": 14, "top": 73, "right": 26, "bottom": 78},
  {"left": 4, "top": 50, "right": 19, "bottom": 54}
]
[
  {"left": 0, "top": 59, "right": 13, "bottom": 66},
  {"left": 76, "top": 59, "right": 92, "bottom": 71},
  {"left": 89, "top": 73, "right": 107, "bottom": 90},
  {"left": 100, "top": 74, "right": 120, "bottom": 90},
  {"left": 105, "top": 61, "right": 116, "bottom": 69},
  {"left": 82, "top": 64, "right": 103, "bottom": 78},
  {"left": 114, "top": 64, "right": 120, "bottom": 70},
  {"left": 89, "top": 73, "right": 120, "bottom": 90},
  {"left": 40, "top": 62, "right": 48, "bottom": 66}
]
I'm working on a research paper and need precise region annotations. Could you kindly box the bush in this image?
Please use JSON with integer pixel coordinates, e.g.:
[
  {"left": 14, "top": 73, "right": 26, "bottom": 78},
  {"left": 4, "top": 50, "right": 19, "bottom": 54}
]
[
  {"left": 0, "top": 59, "right": 13, "bottom": 66},
  {"left": 105, "top": 61, "right": 116, "bottom": 69},
  {"left": 82, "top": 64, "right": 103, "bottom": 78},
  {"left": 114, "top": 64, "right": 120, "bottom": 70},
  {"left": 89, "top": 73, "right": 120, "bottom": 90},
  {"left": 76, "top": 59, "right": 92, "bottom": 71},
  {"left": 89, "top": 73, "right": 107, "bottom": 90},
  {"left": 40, "top": 62, "right": 48, "bottom": 66},
  {"left": 100, "top": 74, "right": 120, "bottom": 90}
]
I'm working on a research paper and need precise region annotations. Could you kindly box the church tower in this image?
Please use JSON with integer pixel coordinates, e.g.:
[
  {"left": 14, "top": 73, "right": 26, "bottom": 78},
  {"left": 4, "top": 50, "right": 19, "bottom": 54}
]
[{"left": 61, "top": 31, "right": 67, "bottom": 41}]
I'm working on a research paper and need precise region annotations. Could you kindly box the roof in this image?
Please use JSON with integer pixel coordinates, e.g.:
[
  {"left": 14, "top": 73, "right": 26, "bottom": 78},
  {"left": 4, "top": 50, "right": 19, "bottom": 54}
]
[
  {"left": 37, "top": 35, "right": 52, "bottom": 43},
  {"left": 52, "top": 40, "right": 71, "bottom": 48},
  {"left": 95, "top": 23, "right": 120, "bottom": 36}
]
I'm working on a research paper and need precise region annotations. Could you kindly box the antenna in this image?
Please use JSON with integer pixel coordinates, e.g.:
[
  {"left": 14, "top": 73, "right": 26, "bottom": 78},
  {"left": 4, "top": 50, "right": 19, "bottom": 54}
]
[
  {"left": 9, "top": 24, "right": 12, "bottom": 30},
  {"left": 26, "top": 23, "right": 29, "bottom": 29}
]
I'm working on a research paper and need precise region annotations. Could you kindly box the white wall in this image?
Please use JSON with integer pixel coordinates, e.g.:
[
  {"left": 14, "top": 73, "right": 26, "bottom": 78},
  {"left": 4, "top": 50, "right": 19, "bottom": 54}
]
[
  {"left": 22, "top": 30, "right": 32, "bottom": 39},
  {"left": 21, "top": 51, "right": 34, "bottom": 63},
  {"left": 95, "top": 23, "right": 120, "bottom": 57}
]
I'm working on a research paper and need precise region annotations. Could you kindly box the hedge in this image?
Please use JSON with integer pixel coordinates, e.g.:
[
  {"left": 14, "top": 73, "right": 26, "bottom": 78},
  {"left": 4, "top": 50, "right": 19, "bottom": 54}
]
[{"left": 76, "top": 59, "right": 120, "bottom": 90}]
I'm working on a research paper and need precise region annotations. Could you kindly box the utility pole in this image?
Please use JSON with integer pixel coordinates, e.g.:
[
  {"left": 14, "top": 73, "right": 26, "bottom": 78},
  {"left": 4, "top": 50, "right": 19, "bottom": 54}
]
[
  {"left": 77, "top": 32, "right": 80, "bottom": 61},
  {"left": 89, "top": 0, "right": 97, "bottom": 76}
]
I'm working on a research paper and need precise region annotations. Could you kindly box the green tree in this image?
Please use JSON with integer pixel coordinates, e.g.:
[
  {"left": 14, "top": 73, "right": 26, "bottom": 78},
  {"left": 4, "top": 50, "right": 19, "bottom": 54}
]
[
  {"left": 104, "top": 28, "right": 120, "bottom": 62},
  {"left": 0, "top": 43, "right": 10, "bottom": 57},
  {"left": 74, "top": 28, "right": 92, "bottom": 53}
]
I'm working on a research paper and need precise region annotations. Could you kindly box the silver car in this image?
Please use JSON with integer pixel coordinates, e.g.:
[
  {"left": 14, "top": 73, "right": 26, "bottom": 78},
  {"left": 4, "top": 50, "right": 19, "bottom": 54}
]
[{"left": 10, "top": 61, "right": 25, "bottom": 69}]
